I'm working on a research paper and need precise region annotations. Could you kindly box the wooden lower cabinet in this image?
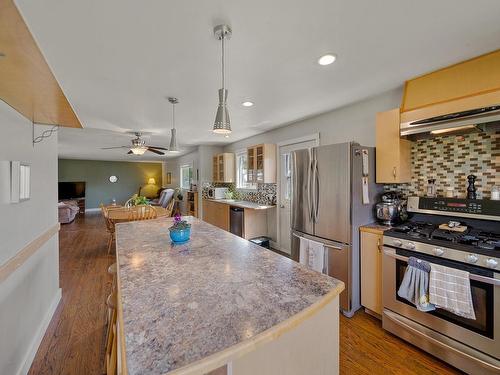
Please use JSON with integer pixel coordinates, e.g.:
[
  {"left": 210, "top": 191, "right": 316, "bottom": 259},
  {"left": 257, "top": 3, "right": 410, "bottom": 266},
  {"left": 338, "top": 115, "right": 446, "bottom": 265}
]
[
  {"left": 243, "top": 208, "right": 268, "bottom": 240},
  {"left": 360, "top": 230, "right": 383, "bottom": 317},
  {"left": 202, "top": 200, "right": 230, "bottom": 231}
]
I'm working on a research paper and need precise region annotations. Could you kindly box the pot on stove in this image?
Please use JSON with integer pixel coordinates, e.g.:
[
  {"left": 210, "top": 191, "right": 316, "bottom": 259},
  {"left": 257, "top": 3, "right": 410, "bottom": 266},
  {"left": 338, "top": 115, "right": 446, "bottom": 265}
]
[{"left": 376, "top": 192, "right": 407, "bottom": 226}]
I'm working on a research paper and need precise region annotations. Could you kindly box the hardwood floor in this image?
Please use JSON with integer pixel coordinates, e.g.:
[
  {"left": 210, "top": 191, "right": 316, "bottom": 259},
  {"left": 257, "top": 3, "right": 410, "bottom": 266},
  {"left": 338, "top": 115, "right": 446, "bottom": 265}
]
[
  {"left": 29, "top": 213, "right": 461, "bottom": 374},
  {"left": 340, "top": 312, "right": 462, "bottom": 375},
  {"left": 29, "top": 213, "right": 114, "bottom": 375}
]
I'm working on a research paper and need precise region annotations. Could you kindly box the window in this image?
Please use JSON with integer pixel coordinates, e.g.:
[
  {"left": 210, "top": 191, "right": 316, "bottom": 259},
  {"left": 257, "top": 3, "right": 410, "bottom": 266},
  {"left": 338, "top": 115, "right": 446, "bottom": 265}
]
[
  {"left": 180, "top": 164, "right": 192, "bottom": 190},
  {"left": 236, "top": 150, "right": 256, "bottom": 189}
]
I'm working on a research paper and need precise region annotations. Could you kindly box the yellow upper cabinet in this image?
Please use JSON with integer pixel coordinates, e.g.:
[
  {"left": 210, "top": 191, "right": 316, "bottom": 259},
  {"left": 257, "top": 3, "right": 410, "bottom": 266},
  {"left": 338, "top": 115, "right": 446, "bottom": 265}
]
[
  {"left": 375, "top": 108, "right": 412, "bottom": 183},
  {"left": 401, "top": 49, "right": 500, "bottom": 124}
]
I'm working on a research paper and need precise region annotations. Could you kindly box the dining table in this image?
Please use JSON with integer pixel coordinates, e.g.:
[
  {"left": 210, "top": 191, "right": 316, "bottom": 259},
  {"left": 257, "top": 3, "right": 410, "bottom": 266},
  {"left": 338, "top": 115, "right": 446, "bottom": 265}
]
[{"left": 106, "top": 205, "right": 170, "bottom": 223}]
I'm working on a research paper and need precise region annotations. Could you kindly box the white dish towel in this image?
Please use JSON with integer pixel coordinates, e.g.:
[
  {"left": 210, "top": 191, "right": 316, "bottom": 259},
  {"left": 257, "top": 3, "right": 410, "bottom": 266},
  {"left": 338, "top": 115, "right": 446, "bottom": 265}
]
[
  {"left": 299, "top": 237, "right": 309, "bottom": 266},
  {"left": 429, "top": 263, "right": 476, "bottom": 320},
  {"left": 298, "top": 237, "right": 325, "bottom": 273},
  {"left": 308, "top": 239, "right": 325, "bottom": 273}
]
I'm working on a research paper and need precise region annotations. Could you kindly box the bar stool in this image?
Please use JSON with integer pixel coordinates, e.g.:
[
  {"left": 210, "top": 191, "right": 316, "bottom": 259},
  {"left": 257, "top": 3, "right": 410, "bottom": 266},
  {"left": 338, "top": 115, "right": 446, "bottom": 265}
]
[
  {"left": 105, "top": 291, "right": 117, "bottom": 375},
  {"left": 105, "top": 262, "right": 118, "bottom": 374}
]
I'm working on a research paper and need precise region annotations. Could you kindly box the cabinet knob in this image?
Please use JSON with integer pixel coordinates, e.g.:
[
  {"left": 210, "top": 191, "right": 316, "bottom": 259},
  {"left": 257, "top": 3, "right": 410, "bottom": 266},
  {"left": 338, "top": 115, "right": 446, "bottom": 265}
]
[{"left": 392, "top": 167, "right": 397, "bottom": 179}]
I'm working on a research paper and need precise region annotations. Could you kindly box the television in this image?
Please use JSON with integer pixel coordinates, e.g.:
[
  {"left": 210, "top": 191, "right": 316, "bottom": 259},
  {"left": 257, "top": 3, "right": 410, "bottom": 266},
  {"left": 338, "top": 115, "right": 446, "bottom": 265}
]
[{"left": 58, "top": 181, "right": 86, "bottom": 200}]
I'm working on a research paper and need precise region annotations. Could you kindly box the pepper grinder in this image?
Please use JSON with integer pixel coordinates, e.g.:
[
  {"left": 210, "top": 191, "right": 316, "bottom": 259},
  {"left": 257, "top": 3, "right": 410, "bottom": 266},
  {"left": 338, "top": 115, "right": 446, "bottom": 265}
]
[{"left": 466, "top": 174, "right": 477, "bottom": 200}]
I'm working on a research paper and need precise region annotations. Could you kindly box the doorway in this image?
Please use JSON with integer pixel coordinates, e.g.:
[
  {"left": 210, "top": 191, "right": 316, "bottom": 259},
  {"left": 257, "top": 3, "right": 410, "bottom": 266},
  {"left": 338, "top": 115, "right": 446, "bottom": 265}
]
[{"left": 277, "top": 134, "right": 319, "bottom": 254}]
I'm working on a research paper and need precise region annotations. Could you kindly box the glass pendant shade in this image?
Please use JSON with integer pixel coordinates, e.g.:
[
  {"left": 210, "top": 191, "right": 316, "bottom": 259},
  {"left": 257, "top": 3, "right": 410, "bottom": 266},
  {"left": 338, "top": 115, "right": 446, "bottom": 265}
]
[{"left": 213, "top": 89, "right": 231, "bottom": 134}]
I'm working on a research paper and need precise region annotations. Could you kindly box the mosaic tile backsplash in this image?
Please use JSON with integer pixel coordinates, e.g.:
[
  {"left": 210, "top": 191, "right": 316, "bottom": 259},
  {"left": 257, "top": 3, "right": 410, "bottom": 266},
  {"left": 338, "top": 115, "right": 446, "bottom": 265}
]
[
  {"left": 384, "top": 129, "right": 500, "bottom": 199},
  {"left": 202, "top": 182, "right": 277, "bottom": 206}
]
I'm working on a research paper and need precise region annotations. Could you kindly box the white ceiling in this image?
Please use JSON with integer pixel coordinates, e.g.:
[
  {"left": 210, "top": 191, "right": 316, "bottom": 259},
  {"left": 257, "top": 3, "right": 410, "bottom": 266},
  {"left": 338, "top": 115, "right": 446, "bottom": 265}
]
[{"left": 15, "top": 0, "right": 500, "bottom": 161}]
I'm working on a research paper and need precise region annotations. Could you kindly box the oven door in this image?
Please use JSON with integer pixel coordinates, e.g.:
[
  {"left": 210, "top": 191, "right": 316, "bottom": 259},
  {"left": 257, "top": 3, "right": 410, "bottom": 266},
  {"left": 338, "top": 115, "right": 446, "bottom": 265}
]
[{"left": 383, "top": 246, "right": 500, "bottom": 360}]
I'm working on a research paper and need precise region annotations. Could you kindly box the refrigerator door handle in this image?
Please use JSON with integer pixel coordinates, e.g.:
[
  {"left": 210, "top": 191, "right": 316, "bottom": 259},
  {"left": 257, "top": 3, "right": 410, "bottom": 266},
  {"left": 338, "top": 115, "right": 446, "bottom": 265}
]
[
  {"left": 307, "top": 149, "right": 314, "bottom": 222},
  {"left": 314, "top": 157, "right": 319, "bottom": 222}
]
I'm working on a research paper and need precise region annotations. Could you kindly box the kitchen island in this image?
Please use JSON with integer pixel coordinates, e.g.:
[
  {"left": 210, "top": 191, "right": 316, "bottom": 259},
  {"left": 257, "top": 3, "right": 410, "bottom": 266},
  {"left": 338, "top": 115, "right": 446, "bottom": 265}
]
[{"left": 115, "top": 216, "right": 344, "bottom": 375}]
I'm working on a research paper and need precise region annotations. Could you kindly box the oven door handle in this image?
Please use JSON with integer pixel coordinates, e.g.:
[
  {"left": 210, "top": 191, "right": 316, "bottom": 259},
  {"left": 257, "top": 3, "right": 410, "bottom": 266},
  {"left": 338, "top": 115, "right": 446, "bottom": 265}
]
[{"left": 383, "top": 248, "right": 500, "bottom": 286}]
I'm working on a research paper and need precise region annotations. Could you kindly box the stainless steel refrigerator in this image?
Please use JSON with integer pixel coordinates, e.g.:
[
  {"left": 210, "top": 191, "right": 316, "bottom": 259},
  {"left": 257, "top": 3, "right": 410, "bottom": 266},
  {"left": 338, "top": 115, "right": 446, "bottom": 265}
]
[{"left": 291, "top": 142, "right": 381, "bottom": 317}]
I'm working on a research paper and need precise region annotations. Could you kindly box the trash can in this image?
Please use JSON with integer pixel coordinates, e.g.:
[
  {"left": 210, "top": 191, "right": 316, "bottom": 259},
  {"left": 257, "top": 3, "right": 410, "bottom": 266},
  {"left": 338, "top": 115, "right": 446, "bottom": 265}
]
[{"left": 249, "top": 236, "right": 270, "bottom": 249}]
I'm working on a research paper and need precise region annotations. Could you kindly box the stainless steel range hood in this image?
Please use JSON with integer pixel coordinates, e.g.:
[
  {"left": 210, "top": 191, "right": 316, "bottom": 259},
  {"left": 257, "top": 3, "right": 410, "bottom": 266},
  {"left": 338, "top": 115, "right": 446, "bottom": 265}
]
[{"left": 400, "top": 105, "right": 500, "bottom": 136}]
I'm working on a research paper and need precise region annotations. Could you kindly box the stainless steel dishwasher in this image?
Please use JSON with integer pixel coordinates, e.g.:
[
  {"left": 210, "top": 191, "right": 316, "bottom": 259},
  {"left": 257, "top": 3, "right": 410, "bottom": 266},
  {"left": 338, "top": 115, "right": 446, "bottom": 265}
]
[{"left": 230, "top": 207, "right": 244, "bottom": 237}]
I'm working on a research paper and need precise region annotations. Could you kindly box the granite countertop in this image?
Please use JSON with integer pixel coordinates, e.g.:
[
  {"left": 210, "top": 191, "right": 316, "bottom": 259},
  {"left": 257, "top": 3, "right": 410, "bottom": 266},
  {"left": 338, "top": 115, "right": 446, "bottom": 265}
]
[
  {"left": 115, "top": 217, "right": 344, "bottom": 375},
  {"left": 205, "top": 198, "right": 276, "bottom": 210}
]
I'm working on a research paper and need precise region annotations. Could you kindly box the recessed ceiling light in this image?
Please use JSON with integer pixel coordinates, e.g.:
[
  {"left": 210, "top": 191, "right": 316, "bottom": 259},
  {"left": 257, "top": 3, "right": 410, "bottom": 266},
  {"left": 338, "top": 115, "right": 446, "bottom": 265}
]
[
  {"left": 318, "top": 54, "right": 337, "bottom": 66},
  {"left": 242, "top": 101, "right": 254, "bottom": 107}
]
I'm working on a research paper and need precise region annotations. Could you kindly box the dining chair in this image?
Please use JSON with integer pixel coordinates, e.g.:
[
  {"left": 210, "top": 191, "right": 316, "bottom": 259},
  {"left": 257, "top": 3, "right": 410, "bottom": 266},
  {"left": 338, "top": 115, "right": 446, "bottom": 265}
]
[
  {"left": 100, "top": 204, "right": 117, "bottom": 254},
  {"left": 127, "top": 205, "right": 157, "bottom": 221}
]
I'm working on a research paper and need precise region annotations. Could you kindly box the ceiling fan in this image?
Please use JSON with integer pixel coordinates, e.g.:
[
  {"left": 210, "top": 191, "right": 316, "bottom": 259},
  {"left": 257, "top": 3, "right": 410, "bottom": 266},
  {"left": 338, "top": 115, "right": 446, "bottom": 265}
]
[{"left": 101, "top": 132, "right": 167, "bottom": 155}]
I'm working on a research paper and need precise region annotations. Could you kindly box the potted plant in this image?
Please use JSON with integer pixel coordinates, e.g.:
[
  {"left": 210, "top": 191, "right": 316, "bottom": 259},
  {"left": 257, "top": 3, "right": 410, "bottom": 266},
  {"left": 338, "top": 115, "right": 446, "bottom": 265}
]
[
  {"left": 133, "top": 196, "right": 149, "bottom": 206},
  {"left": 169, "top": 213, "right": 191, "bottom": 243}
]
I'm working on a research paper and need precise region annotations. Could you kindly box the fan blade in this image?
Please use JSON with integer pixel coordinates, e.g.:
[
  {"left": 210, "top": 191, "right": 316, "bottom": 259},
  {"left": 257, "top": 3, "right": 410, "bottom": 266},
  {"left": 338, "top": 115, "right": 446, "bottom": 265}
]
[
  {"left": 147, "top": 148, "right": 165, "bottom": 155},
  {"left": 127, "top": 150, "right": 133, "bottom": 154},
  {"left": 101, "top": 146, "right": 128, "bottom": 150},
  {"left": 146, "top": 145, "right": 168, "bottom": 150}
]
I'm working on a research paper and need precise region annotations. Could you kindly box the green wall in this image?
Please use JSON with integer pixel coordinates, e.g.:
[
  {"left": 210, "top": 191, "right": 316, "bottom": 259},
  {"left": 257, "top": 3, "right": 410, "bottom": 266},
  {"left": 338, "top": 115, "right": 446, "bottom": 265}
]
[{"left": 58, "top": 159, "right": 163, "bottom": 209}]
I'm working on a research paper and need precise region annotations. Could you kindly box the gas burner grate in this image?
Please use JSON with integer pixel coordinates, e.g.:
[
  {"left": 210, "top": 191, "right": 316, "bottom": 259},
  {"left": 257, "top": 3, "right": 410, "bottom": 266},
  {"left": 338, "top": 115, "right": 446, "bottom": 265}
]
[{"left": 431, "top": 229, "right": 466, "bottom": 243}]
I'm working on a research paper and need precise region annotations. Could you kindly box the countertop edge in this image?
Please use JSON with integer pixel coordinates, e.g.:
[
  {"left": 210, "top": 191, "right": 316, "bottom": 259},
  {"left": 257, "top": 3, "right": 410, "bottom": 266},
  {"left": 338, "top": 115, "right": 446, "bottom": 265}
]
[
  {"left": 359, "top": 223, "right": 391, "bottom": 235},
  {"left": 203, "top": 198, "right": 276, "bottom": 210},
  {"left": 165, "top": 281, "right": 345, "bottom": 375}
]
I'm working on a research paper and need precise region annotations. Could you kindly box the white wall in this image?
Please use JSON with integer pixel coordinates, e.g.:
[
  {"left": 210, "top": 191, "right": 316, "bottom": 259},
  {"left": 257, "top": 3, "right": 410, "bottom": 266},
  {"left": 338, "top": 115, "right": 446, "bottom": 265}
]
[
  {"left": 0, "top": 101, "right": 61, "bottom": 375},
  {"left": 163, "top": 146, "right": 224, "bottom": 216},
  {"left": 224, "top": 87, "right": 402, "bottom": 152}
]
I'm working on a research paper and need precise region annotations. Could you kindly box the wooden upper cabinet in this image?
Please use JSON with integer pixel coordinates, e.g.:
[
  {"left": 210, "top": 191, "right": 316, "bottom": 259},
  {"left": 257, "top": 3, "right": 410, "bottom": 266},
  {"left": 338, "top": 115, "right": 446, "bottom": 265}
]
[
  {"left": 0, "top": 0, "right": 81, "bottom": 128},
  {"left": 401, "top": 49, "right": 500, "bottom": 124},
  {"left": 212, "top": 153, "right": 235, "bottom": 183},
  {"left": 247, "top": 144, "right": 276, "bottom": 184},
  {"left": 375, "top": 108, "right": 411, "bottom": 183}
]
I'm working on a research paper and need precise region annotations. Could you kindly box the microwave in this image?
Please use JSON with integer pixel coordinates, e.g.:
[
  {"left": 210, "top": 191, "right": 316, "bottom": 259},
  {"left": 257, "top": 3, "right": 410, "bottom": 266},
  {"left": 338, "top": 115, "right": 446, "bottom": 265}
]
[{"left": 207, "top": 187, "right": 228, "bottom": 199}]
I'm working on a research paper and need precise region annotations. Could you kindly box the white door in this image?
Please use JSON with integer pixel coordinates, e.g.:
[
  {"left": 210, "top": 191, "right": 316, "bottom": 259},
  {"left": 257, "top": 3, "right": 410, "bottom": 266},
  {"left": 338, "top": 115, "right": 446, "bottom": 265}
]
[{"left": 278, "top": 138, "right": 318, "bottom": 254}]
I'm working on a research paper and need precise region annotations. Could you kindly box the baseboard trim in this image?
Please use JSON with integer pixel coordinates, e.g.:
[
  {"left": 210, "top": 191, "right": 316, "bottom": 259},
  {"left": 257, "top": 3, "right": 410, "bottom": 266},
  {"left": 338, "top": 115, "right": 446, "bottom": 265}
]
[{"left": 18, "top": 288, "right": 62, "bottom": 375}]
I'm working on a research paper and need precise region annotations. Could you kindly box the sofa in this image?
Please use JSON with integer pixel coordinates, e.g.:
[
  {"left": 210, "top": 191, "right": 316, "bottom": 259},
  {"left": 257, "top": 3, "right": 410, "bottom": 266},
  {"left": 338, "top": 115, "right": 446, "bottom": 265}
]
[{"left": 58, "top": 200, "right": 79, "bottom": 224}]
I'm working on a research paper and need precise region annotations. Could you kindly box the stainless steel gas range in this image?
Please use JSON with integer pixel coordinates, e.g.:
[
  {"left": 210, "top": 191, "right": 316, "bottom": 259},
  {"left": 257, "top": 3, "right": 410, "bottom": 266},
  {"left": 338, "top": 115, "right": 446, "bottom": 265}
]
[{"left": 382, "top": 196, "right": 500, "bottom": 374}]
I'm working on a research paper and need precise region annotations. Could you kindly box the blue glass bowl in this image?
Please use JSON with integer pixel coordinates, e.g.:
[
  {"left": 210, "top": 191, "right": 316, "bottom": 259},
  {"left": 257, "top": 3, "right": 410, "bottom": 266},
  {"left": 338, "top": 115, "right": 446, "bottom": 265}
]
[{"left": 169, "top": 228, "right": 191, "bottom": 243}]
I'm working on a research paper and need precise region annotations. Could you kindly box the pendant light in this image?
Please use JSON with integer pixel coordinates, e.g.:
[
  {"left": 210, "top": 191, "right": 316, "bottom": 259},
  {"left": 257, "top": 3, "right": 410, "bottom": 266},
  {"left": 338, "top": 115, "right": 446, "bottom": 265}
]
[
  {"left": 168, "top": 97, "right": 180, "bottom": 153},
  {"left": 212, "top": 24, "right": 232, "bottom": 134}
]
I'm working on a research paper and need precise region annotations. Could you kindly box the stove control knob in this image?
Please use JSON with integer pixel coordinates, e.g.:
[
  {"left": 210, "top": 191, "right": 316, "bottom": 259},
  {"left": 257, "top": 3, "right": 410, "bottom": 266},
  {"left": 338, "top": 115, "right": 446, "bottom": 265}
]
[
  {"left": 405, "top": 242, "right": 415, "bottom": 250},
  {"left": 433, "top": 248, "right": 445, "bottom": 256},
  {"left": 465, "top": 254, "right": 478, "bottom": 264},
  {"left": 392, "top": 240, "right": 402, "bottom": 247},
  {"left": 485, "top": 258, "right": 498, "bottom": 269}
]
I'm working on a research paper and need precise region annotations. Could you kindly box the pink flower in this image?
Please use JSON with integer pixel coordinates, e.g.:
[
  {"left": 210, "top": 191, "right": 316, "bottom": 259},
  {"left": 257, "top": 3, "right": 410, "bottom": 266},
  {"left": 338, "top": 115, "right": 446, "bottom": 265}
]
[{"left": 174, "top": 213, "right": 182, "bottom": 223}]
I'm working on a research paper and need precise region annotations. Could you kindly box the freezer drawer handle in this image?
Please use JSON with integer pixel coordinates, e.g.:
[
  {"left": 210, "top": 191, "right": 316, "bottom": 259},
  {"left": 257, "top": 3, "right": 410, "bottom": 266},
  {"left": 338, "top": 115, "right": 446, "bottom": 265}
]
[
  {"left": 292, "top": 232, "right": 344, "bottom": 250},
  {"left": 383, "top": 248, "right": 500, "bottom": 286}
]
